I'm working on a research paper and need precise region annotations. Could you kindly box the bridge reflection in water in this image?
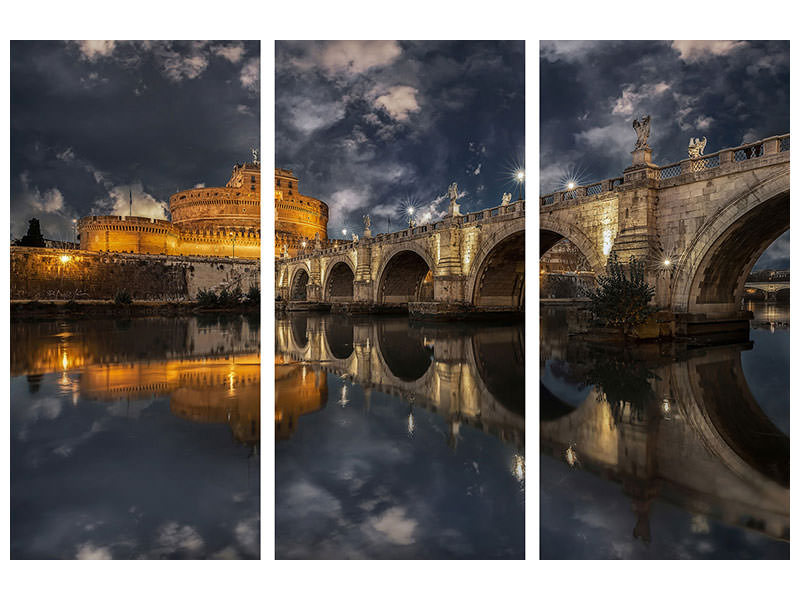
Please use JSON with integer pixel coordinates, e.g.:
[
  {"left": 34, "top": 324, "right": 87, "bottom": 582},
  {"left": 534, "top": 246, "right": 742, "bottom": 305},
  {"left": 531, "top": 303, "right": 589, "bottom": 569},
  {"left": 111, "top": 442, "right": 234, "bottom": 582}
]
[
  {"left": 275, "top": 313, "right": 525, "bottom": 559},
  {"left": 10, "top": 315, "right": 260, "bottom": 559},
  {"left": 540, "top": 306, "right": 789, "bottom": 559}
]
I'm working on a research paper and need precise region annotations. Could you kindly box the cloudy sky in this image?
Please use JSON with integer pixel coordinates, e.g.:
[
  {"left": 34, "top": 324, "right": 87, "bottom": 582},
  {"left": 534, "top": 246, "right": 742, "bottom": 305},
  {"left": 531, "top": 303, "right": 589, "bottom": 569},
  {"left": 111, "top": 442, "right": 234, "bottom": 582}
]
[
  {"left": 540, "top": 40, "right": 789, "bottom": 270},
  {"left": 276, "top": 41, "right": 525, "bottom": 236},
  {"left": 10, "top": 41, "right": 260, "bottom": 241}
]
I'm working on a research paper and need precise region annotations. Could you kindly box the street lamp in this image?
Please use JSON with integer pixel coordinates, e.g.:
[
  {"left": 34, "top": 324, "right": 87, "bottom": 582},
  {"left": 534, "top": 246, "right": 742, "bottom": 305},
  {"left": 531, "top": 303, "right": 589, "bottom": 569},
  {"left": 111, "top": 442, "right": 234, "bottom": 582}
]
[
  {"left": 72, "top": 218, "right": 77, "bottom": 245},
  {"left": 516, "top": 170, "right": 525, "bottom": 200},
  {"left": 342, "top": 228, "right": 347, "bottom": 238},
  {"left": 229, "top": 231, "right": 236, "bottom": 259},
  {"left": 407, "top": 206, "right": 415, "bottom": 228}
]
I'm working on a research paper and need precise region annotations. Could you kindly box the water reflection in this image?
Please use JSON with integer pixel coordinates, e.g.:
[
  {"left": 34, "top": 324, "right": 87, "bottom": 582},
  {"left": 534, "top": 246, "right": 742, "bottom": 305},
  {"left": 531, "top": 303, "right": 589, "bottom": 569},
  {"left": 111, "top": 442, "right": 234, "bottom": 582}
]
[
  {"left": 540, "top": 306, "right": 789, "bottom": 559},
  {"left": 10, "top": 315, "right": 260, "bottom": 559},
  {"left": 275, "top": 313, "right": 525, "bottom": 559}
]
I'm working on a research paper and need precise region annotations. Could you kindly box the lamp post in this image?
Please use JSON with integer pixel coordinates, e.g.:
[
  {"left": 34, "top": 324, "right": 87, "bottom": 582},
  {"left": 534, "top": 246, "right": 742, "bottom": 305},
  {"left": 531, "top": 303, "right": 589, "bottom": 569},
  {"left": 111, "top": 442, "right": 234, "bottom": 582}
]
[
  {"left": 229, "top": 231, "right": 236, "bottom": 259},
  {"left": 72, "top": 218, "right": 77, "bottom": 246},
  {"left": 516, "top": 170, "right": 525, "bottom": 201},
  {"left": 407, "top": 207, "right": 415, "bottom": 228}
]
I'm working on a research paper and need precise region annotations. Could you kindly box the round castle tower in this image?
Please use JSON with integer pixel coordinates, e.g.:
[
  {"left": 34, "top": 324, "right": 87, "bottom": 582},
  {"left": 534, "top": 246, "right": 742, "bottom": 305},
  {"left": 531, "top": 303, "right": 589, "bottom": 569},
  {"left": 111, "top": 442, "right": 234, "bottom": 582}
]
[
  {"left": 78, "top": 161, "right": 261, "bottom": 259},
  {"left": 274, "top": 168, "right": 328, "bottom": 257}
]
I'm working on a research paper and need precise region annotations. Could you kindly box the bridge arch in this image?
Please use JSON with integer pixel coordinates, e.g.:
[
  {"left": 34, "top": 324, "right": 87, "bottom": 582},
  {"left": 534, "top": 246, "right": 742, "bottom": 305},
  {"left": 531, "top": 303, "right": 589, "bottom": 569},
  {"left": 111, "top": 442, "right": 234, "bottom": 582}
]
[
  {"left": 539, "top": 214, "right": 606, "bottom": 275},
  {"left": 670, "top": 168, "right": 789, "bottom": 315},
  {"left": 373, "top": 319, "right": 433, "bottom": 382},
  {"left": 323, "top": 258, "right": 355, "bottom": 302},
  {"left": 466, "top": 219, "right": 525, "bottom": 309},
  {"left": 289, "top": 267, "right": 310, "bottom": 301},
  {"left": 375, "top": 244, "right": 435, "bottom": 305}
]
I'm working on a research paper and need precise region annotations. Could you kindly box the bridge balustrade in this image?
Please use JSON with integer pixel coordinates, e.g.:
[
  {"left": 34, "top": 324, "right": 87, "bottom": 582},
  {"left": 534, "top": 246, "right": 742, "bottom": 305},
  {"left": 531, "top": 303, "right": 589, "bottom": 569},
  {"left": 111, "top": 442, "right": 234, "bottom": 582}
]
[{"left": 541, "top": 134, "right": 790, "bottom": 203}]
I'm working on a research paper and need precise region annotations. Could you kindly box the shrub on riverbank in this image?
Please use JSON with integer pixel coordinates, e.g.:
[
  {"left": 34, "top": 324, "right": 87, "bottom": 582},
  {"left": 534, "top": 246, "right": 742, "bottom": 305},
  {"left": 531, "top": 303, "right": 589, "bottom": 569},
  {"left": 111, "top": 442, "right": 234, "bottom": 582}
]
[{"left": 588, "top": 253, "right": 654, "bottom": 337}]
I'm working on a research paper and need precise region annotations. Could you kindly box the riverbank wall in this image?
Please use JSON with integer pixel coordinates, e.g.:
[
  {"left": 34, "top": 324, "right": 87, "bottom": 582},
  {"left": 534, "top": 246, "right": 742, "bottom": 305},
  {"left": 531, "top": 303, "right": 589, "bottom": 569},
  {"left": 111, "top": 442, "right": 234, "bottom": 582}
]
[{"left": 10, "top": 247, "right": 260, "bottom": 301}]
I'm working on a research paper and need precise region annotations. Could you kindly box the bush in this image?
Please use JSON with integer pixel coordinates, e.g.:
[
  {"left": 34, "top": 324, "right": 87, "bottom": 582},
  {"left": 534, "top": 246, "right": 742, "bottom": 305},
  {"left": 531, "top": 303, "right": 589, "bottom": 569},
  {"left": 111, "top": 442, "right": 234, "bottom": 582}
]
[
  {"left": 588, "top": 253, "right": 654, "bottom": 336},
  {"left": 197, "top": 289, "right": 218, "bottom": 307},
  {"left": 114, "top": 289, "right": 133, "bottom": 304}
]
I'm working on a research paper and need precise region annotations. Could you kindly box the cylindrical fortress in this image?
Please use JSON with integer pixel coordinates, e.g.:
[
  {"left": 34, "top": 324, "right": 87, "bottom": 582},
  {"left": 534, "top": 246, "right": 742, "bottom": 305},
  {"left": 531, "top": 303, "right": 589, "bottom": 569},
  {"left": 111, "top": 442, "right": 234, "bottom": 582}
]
[
  {"left": 78, "top": 161, "right": 262, "bottom": 259},
  {"left": 275, "top": 168, "right": 328, "bottom": 257}
]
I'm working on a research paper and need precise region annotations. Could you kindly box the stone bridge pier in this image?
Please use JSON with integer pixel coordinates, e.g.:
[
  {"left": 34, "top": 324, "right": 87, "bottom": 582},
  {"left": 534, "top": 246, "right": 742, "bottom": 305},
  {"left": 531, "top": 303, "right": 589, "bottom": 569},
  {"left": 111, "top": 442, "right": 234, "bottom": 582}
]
[
  {"left": 277, "top": 199, "right": 525, "bottom": 316},
  {"left": 540, "top": 133, "right": 790, "bottom": 331}
]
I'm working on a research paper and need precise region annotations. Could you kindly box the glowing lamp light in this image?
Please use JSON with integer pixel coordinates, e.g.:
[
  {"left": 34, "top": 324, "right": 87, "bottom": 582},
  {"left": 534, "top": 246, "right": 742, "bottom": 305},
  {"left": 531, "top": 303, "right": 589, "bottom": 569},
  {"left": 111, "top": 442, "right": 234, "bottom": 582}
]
[
  {"left": 342, "top": 228, "right": 347, "bottom": 237},
  {"left": 663, "top": 259, "right": 671, "bottom": 266},
  {"left": 407, "top": 207, "right": 415, "bottom": 215},
  {"left": 516, "top": 170, "right": 525, "bottom": 182},
  {"left": 60, "top": 255, "right": 71, "bottom": 263},
  {"left": 566, "top": 180, "right": 576, "bottom": 190}
]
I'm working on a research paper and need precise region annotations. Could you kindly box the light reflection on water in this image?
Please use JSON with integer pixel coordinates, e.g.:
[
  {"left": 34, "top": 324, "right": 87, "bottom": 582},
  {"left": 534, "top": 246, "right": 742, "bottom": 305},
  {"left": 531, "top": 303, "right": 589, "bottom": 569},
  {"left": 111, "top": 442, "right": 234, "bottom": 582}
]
[
  {"left": 540, "top": 303, "right": 789, "bottom": 559},
  {"left": 275, "top": 313, "right": 525, "bottom": 559},
  {"left": 10, "top": 315, "right": 260, "bottom": 559}
]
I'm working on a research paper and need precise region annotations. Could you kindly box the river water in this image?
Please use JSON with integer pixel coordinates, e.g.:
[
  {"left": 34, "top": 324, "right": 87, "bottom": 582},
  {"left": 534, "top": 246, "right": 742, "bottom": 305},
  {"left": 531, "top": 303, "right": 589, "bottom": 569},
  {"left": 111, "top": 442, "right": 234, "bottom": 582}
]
[
  {"left": 275, "top": 313, "right": 525, "bottom": 559},
  {"left": 10, "top": 315, "right": 260, "bottom": 559},
  {"left": 540, "top": 302, "right": 789, "bottom": 559}
]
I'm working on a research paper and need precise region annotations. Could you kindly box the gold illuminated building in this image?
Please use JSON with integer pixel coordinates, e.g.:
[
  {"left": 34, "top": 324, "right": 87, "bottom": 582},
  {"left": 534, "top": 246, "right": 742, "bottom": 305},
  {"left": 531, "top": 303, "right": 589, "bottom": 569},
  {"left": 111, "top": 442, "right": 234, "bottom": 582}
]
[
  {"left": 78, "top": 161, "right": 261, "bottom": 259},
  {"left": 274, "top": 355, "right": 327, "bottom": 440},
  {"left": 274, "top": 168, "right": 328, "bottom": 257}
]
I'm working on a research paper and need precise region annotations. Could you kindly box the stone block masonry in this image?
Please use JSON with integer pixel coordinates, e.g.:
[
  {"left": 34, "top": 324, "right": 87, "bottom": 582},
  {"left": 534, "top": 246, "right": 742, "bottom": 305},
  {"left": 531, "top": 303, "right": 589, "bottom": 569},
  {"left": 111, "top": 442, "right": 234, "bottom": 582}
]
[{"left": 10, "top": 247, "right": 260, "bottom": 301}]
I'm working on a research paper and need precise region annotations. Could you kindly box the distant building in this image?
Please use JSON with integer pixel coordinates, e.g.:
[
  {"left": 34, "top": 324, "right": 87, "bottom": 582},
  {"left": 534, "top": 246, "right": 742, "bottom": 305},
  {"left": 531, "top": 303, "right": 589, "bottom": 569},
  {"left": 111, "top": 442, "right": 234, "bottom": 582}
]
[
  {"left": 274, "top": 168, "right": 329, "bottom": 257},
  {"left": 77, "top": 161, "right": 261, "bottom": 259}
]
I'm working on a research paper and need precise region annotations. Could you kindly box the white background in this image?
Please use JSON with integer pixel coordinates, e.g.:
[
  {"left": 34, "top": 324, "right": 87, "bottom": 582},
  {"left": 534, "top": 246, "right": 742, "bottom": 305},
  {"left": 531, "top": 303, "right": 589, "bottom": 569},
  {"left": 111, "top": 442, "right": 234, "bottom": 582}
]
[{"left": 0, "top": 1, "right": 796, "bottom": 597}]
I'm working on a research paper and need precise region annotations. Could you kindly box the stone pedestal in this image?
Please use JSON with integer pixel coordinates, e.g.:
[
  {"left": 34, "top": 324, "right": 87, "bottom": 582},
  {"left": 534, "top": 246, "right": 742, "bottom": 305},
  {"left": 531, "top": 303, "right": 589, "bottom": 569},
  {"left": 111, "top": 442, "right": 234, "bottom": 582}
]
[{"left": 630, "top": 146, "right": 655, "bottom": 167}]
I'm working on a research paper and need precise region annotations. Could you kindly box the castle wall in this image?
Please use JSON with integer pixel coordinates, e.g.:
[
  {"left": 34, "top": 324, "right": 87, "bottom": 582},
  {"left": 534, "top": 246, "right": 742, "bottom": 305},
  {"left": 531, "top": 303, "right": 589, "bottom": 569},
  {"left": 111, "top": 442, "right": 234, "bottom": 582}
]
[
  {"left": 10, "top": 247, "right": 260, "bottom": 301},
  {"left": 169, "top": 189, "right": 260, "bottom": 229},
  {"left": 78, "top": 216, "right": 261, "bottom": 260}
]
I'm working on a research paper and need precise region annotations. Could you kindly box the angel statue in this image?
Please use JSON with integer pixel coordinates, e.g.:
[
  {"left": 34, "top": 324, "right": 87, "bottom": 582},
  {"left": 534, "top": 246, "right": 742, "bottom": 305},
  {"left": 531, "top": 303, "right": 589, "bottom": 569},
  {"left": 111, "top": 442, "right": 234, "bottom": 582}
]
[
  {"left": 688, "top": 136, "right": 707, "bottom": 158},
  {"left": 632, "top": 115, "right": 651, "bottom": 150},
  {"left": 447, "top": 182, "right": 461, "bottom": 216},
  {"left": 251, "top": 147, "right": 260, "bottom": 165},
  {"left": 501, "top": 192, "right": 512, "bottom": 206},
  {"left": 363, "top": 214, "right": 371, "bottom": 230}
]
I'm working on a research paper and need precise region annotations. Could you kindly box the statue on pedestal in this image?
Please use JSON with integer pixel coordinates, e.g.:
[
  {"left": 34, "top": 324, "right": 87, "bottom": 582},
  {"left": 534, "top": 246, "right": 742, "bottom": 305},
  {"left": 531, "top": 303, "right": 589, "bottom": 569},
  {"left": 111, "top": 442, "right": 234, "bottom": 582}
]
[
  {"left": 632, "top": 115, "right": 651, "bottom": 150},
  {"left": 448, "top": 182, "right": 461, "bottom": 217},
  {"left": 501, "top": 192, "right": 512, "bottom": 206},
  {"left": 688, "top": 136, "right": 707, "bottom": 158},
  {"left": 362, "top": 214, "right": 372, "bottom": 238}
]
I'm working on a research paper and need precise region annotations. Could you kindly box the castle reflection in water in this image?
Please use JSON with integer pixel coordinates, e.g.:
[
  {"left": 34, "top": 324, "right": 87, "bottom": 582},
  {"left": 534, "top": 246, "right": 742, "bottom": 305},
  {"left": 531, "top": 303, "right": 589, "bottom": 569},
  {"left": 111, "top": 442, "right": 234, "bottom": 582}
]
[
  {"left": 275, "top": 313, "right": 525, "bottom": 450},
  {"left": 11, "top": 315, "right": 260, "bottom": 447}
]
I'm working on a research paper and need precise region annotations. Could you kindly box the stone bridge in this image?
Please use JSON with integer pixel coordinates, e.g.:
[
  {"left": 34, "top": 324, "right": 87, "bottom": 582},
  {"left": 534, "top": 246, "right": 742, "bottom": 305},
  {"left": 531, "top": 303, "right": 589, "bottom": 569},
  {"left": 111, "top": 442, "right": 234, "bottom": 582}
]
[
  {"left": 541, "top": 339, "right": 789, "bottom": 543},
  {"left": 276, "top": 199, "right": 525, "bottom": 315},
  {"left": 540, "top": 134, "right": 789, "bottom": 325},
  {"left": 276, "top": 314, "right": 525, "bottom": 448}
]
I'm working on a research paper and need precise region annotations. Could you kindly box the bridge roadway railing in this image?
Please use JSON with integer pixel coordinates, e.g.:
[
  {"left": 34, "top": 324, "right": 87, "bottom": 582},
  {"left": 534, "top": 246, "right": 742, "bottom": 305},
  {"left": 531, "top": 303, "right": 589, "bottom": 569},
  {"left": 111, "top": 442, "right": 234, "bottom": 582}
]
[
  {"left": 278, "top": 198, "right": 525, "bottom": 264},
  {"left": 540, "top": 133, "right": 789, "bottom": 207}
]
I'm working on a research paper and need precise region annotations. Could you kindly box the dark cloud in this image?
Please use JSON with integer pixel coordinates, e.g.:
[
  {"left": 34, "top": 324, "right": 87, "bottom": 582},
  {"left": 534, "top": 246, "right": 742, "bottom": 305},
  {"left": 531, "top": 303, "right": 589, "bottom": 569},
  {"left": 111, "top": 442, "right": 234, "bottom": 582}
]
[
  {"left": 539, "top": 40, "right": 789, "bottom": 270},
  {"left": 10, "top": 41, "right": 260, "bottom": 240},
  {"left": 276, "top": 41, "right": 525, "bottom": 235}
]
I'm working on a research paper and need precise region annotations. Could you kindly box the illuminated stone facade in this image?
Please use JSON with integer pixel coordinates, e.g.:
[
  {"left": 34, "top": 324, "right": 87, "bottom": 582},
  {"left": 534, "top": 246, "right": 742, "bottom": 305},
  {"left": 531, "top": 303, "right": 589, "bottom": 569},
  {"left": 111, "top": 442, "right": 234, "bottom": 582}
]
[
  {"left": 274, "top": 168, "right": 328, "bottom": 257},
  {"left": 540, "top": 133, "right": 789, "bottom": 318},
  {"left": 78, "top": 162, "right": 261, "bottom": 259}
]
